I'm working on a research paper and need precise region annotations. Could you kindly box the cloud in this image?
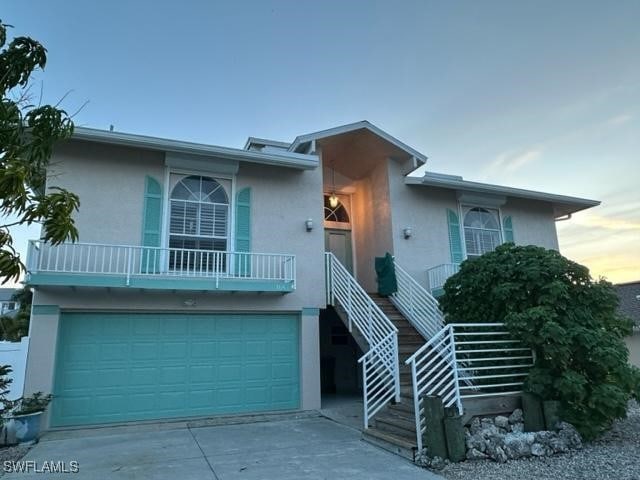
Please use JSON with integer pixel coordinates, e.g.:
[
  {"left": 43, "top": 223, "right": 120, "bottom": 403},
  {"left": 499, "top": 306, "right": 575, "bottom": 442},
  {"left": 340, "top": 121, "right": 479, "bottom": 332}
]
[
  {"left": 605, "top": 113, "right": 633, "bottom": 127},
  {"left": 569, "top": 213, "right": 640, "bottom": 231},
  {"left": 487, "top": 148, "right": 542, "bottom": 174}
]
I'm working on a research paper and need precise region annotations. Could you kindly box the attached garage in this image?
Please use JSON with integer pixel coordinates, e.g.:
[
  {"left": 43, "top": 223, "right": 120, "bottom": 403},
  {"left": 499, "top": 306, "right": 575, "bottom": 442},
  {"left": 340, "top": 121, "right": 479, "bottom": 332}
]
[{"left": 52, "top": 312, "right": 300, "bottom": 427}]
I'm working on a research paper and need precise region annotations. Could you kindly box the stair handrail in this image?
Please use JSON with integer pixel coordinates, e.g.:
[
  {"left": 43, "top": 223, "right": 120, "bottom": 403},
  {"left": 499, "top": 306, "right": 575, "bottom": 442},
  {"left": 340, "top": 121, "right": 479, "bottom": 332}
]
[
  {"left": 390, "top": 261, "right": 445, "bottom": 340},
  {"left": 325, "top": 252, "right": 400, "bottom": 427},
  {"left": 405, "top": 324, "right": 461, "bottom": 452},
  {"left": 405, "top": 322, "right": 534, "bottom": 452}
]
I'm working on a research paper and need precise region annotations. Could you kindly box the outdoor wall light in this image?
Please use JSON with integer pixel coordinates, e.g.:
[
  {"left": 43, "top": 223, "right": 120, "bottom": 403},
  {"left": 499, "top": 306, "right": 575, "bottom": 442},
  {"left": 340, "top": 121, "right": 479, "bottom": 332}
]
[
  {"left": 183, "top": 299, "right": 196, "bottom": 307},
  {"left": 403, "top": 227, "right": 413, "bottom": 239},
  {"left": 305, "top": 219, "right": 314, "bottom": 232}
]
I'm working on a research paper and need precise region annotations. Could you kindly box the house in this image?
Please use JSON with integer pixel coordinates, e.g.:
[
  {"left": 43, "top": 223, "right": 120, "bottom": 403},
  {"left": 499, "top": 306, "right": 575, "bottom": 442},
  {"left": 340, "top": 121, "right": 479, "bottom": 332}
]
[
  {"left": 616, "top": 281, "right": 640, "bottom": 367},
  {"left": 0, "top": 289, "right": 19, "bottom": 317},
  {"left": 22, "top": 121, "right": 598, "bottom": 456}
]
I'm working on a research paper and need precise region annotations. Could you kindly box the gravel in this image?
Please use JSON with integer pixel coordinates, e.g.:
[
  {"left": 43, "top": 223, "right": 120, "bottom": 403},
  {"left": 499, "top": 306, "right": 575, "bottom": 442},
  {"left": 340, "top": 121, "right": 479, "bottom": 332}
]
[{"left": 440, "top": 401, "right": 640, "bottom": 480}]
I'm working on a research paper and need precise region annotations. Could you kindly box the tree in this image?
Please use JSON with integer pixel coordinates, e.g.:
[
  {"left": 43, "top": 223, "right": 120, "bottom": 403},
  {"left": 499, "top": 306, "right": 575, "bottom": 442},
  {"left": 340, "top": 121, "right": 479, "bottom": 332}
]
[
  {"left": 0, "top": 19, "right": 80, "bottom": 284},
  {"left": 0, "top": 286, "right": 31, "bottom": 341},
  {"left": 440, "top": 243, "right": 640, "bottom": 439}
]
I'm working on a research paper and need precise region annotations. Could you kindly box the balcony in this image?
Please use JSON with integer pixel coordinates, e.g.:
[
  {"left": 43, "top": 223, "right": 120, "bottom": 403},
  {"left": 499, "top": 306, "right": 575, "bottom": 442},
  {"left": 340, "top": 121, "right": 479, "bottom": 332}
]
[
  {"left": 26, "top": 241, "right": 296, "bottom": 293},
  {"left": 426, "top": 263, "right": 460, "bottom": 296}
]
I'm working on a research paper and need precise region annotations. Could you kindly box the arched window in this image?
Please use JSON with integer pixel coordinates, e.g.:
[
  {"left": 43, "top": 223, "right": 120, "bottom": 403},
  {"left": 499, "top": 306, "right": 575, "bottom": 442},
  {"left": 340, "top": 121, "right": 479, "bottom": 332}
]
[
  {"left": 323, "top": 195, "right": 350, "bottom": 223},
  {"left": 463, "top": 206, "right": 502, "bottom": 258},
  {"left": 169, "top": 175, "right": 229, "bottom": 255}
]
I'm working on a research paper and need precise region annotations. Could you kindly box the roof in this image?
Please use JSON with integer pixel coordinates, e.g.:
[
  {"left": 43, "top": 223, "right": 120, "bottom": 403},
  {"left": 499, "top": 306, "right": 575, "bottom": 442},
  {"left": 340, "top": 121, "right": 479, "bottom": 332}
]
[
  {"left": 243, "top": 137, "right": 291, "bottom": 151},
  {"left": 71, "top": 128, "right": 318, "bottom": 170},
  {"left": 0, "top": 288, "right": 17, "bottom": 302},
  {"left": 615, "top": 281, "right": 640, "bottom": 327},
  {"left": 287, "top": 121, "right": 428, "bottom": 164},
  {"left": 405, "top": 172, "right": 600, "bottom": 218}
]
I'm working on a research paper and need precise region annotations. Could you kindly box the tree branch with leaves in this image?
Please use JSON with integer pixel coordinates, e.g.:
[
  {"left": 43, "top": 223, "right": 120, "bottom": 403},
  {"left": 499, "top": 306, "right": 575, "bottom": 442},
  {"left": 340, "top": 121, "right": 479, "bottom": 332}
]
[{"left": 0, "top": 19, "right": 80, "bottom": 284}]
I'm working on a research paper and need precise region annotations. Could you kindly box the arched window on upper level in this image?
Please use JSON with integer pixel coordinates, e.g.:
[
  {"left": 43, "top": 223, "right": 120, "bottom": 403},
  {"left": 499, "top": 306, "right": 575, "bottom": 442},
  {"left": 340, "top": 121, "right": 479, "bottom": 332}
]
[
  {"left": 462, "top": 206, "right": 502, "bottom": 258},
  {"left": 169, "top": 175, "right": 229, "bottom": 254}
]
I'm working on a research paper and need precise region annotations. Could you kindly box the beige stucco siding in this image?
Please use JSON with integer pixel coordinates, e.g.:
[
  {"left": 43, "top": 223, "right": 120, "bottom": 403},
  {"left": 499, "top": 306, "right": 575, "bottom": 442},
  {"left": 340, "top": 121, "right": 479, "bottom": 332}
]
[
  {"left": 501, "top": 198, "right": 559, "bottom": 250},
  {"left": 387, "top": 161, "right": 562, "bottom": 287},
  {"left": 48, "top": 141, "right": 165, "bottom": 245}
]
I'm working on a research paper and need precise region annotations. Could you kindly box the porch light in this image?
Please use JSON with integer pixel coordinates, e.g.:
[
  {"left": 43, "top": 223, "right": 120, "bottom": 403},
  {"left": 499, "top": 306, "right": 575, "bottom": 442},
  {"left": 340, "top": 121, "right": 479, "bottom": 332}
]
[
  {"left": 403, "top": 227, "right": 413, "bottom": 239},
  {"left": 328, "top": 193, "right": 339, "bottom": 208},
  {"left": 305, "top": 219, "right": 314, "bottom": 232}
]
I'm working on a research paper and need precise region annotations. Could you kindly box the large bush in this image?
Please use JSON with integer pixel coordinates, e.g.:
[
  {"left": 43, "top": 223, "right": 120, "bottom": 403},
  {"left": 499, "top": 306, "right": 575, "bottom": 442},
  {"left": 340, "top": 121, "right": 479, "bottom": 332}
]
[{"left": 440, "top": 243, "right": 640, "bottom": 439}]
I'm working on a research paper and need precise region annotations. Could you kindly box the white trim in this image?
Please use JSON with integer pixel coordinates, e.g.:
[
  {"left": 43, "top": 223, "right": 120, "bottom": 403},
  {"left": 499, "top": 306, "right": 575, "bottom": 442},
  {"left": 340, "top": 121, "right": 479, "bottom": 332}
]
[
  {"left": 459, "top": 203, "right": 503, "bottom": 259},
  {"left": 288, "top": 121, "right": 428, "bottom": 164},
  {"left": 165, "top": 170, "right": 234, "bottom": 256},
  {"left": 72, "top": 127, "right": 318, "bottom": 170},
  {"left": 406, "top": 173, "right": 599, "bottom": 218}
]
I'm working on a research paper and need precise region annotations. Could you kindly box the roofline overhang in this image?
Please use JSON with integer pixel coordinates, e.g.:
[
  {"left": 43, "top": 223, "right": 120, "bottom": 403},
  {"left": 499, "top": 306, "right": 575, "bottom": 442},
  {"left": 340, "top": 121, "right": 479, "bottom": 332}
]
[
  {"left": 71, "top": 127, "right": 318, "bottom": 170},
  {"left": 288, "top": 120, "right": 428, "bottom": 164},
  {"left": 405, "top": 173, "right": 600, "bottom": 217},
  {"left": 243, "top": 136, "right": 291, "bottom": 150}
]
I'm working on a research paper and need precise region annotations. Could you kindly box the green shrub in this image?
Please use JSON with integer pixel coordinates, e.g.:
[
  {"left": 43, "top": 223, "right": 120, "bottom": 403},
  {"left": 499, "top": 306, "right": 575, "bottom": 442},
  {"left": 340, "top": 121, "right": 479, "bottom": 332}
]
[{"left": 440, "top": 243, "right": 640, "bottom": 439}]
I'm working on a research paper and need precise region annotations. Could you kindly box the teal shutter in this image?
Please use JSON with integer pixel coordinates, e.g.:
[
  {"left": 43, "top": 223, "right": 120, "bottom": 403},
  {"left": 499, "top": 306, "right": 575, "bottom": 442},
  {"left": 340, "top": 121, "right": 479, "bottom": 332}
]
[
  {"left": 447, "top": 209, "right": 464, "bottom": 264},
  {"left": 503, "top": 216, "right": 514, "bottom": 243},
  {"left": 141, "top": 176, "right": 163, "bottom": 273},
  {"left": 235, "top": 187, "right": 251, "bottom": 276}
]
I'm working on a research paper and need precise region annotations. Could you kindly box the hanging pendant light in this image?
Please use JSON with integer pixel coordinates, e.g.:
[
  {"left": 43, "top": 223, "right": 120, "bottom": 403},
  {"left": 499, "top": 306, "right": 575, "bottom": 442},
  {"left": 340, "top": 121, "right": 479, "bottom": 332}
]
[{"left": 328, "top": 161, "right": 339, "bottom": 208}]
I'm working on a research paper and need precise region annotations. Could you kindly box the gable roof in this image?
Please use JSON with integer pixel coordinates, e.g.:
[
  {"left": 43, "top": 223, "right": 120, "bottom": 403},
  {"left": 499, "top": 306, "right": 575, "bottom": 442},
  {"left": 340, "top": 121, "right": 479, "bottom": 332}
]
[
  {"left": 405, "top": 172, "right": 600, "bottom": 218},
  {"left": 71, "top": 128, "right": 318, "bottom": 170},
  {"left": 615, "top": 281, "right": 640, "bottom": 327},
  {"left": 287, "top": 121, "right": 428, "bottom": 164}
]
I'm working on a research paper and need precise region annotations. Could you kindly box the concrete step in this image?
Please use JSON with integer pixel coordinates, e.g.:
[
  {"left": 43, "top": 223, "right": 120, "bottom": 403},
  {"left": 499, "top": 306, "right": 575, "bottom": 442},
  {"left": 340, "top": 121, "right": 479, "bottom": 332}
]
[{"left": 362, "top": 428, "right": 416, "bottom": 461}]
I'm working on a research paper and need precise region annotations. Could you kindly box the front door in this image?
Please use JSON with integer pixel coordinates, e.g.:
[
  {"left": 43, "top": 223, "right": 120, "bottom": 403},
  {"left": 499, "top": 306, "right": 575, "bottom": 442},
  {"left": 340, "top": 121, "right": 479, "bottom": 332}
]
[{"left": 325, "top": 229, "right": 353, "bottom": 274}]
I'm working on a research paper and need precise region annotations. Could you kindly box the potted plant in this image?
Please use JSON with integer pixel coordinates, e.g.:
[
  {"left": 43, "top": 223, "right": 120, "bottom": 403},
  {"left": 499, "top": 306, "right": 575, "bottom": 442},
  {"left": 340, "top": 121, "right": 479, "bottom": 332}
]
[{"left": 10, "top": 392, "right": 52, "bottom": 443}]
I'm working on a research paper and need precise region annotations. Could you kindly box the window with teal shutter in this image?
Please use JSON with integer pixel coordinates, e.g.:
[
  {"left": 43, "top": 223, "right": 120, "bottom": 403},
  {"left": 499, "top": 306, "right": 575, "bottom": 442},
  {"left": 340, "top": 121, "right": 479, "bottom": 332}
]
[
  {"left": 447, "top": 209, "right": 464, "bottom": 264},
  {"left": 235, "top": 187, "right": 251, "bottom": 276},
  {"left": 141, "top": 176, "right": 163, "bottom": 273},
  {"left": 503, "top": 216, "right": 514, "bottom": 243}
]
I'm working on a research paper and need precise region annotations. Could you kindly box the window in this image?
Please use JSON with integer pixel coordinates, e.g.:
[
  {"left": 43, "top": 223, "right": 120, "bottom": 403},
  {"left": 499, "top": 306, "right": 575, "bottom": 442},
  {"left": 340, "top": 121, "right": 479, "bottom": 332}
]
[
  {"left": 323, "top": 195, "right": 350, "bottom": 223},
  {"left": 462, "top": 206, "right": 502, "bottom": 258},
  {"left": 169, "top": 175, "right": 229, "bottom": 271},
  {"left": 1, "top": 302, "right": 16, "bottom": 313}
]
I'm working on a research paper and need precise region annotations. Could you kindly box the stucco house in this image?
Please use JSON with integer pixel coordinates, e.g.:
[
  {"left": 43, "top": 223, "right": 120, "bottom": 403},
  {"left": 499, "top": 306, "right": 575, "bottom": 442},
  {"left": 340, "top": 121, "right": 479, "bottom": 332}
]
[{"left": 23, "top": 121, "right": 598, "bottom": 457}]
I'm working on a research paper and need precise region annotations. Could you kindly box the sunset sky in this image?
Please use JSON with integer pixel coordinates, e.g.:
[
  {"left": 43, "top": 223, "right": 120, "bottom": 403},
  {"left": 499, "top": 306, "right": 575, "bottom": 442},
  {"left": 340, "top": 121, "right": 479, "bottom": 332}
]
[{"left": 4, "top": 0, "right": 639, "bottom": 285}]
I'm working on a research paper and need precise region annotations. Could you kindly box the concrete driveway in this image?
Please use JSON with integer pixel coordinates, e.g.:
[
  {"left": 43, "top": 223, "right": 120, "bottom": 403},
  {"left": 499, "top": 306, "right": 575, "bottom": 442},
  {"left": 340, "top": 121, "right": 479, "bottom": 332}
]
[{"left": 4, "top": 414, "right": 442, "bottom": 479}]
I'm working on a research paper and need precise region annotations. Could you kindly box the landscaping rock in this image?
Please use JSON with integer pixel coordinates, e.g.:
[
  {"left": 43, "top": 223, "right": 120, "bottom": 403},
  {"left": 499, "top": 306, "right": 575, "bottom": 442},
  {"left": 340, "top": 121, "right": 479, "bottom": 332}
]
[
  {"left": 508, "top": 408, "right": 524, "bottom": 424},
  {"left": 461, "top": 409, "right": 582, "bottom": 465},
  {"left": 494, "top": 415, "right": 510, "bottom": 430},
  {"left": 466, "top": 448, "right": 489, "bottom": 460},
  {"left": 466, "top": 433, "right": 486, "bottom": 452},
  {"left": 469, "top": 417, "right": 482, "bottom": 435},
  {"left": 510, "top": 422, "right": 524, "bottom": 433}
]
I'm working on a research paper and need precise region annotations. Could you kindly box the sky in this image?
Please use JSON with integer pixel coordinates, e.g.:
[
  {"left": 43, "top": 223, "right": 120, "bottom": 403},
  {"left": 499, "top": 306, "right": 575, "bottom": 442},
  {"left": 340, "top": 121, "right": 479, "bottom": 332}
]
[{"left": 3, "top": 0, "right": 639, "bottom": 286}]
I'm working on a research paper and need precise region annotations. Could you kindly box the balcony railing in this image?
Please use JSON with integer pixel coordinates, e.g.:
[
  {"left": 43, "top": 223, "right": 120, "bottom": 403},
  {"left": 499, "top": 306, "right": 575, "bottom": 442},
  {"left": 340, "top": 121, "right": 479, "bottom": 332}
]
[
  {"left": 427, "top": 263, "right": 460, "bottom": 294},
  {"left": 26, "top": 240, "right": 296, "bottom": 293}
]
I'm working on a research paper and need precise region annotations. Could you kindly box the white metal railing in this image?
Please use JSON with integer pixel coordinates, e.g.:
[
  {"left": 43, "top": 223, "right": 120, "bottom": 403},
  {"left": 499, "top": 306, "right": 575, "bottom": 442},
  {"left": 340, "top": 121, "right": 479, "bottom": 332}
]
[
  {"left": 27, "top": 240, "right": 296, "bottom": 288},
  {"left": 427, "top": 263, "right": 460, "bottom": 292},
  {"left": 390, "top": 261, "right": 445, "bottom": 340},
  {"left": 405, "top": 322, "right": 533, "bottom": 451},
  {"left": 324, "top": 252, "right": 400, "bottom": 428}
]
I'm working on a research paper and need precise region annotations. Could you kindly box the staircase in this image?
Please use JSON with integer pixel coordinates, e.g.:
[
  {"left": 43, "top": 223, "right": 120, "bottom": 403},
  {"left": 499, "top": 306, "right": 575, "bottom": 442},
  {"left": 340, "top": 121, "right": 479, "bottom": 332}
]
[{"left": 361, "top": 294, "right": 422, "bottom": 460}]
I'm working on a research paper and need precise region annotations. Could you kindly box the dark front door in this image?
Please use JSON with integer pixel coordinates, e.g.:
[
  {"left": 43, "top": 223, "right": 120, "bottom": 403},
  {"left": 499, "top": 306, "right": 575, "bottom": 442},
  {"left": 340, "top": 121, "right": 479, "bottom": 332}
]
[{"left": 325, "top": 229, "right": 353, "bottom": 274}]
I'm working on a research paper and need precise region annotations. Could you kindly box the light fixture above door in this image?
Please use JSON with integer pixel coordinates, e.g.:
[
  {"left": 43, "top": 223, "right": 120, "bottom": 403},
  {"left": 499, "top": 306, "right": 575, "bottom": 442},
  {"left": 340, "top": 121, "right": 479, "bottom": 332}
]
[{"left": 329, "top": 160, "right": 339, "bottom": 207}]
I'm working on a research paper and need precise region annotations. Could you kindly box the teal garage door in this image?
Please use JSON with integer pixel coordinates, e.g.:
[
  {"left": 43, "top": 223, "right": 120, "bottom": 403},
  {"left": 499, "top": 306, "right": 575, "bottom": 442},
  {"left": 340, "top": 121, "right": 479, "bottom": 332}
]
[{"left": 52, "top": 313, "right": 299, "bottom": 427}]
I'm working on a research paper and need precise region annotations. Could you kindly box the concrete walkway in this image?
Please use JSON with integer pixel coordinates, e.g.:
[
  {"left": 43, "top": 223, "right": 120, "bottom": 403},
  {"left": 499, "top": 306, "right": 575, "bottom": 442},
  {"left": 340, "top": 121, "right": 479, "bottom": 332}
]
[{"left": 5, "top": 416, "right": 442, "bottom": 479}]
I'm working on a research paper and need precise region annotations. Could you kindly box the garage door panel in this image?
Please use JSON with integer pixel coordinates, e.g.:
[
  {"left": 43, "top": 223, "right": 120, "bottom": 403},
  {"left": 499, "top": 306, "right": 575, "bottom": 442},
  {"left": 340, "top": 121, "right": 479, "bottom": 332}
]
[{"left": 52, "top": 313, "right": 299, "bottom": 427}]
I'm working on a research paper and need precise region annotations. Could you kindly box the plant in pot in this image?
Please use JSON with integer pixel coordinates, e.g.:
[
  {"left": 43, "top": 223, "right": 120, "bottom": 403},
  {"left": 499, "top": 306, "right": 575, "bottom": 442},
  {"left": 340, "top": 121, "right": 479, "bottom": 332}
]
[{"left": 11, "top": 392, "right": 52, "bottom": 443}]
